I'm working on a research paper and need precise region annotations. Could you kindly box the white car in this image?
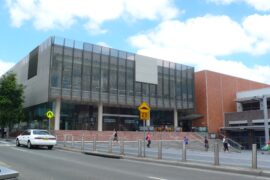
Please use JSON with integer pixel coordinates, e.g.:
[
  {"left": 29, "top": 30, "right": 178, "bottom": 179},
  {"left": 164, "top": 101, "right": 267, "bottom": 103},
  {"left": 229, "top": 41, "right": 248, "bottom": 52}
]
[{"left": 16, "top": 129, "right": 57, "bottom": 150}]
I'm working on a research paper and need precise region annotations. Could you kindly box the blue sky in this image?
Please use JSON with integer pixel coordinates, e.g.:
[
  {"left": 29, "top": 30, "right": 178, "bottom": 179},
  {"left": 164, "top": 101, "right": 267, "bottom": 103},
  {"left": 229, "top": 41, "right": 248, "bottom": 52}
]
[{"left": 1, "top": 0, "right": 270, "bottom": 83}]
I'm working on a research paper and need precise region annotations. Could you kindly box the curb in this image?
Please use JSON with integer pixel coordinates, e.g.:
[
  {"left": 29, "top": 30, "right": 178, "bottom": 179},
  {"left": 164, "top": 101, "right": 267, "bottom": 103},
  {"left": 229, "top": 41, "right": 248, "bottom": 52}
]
[
  {"left": 55, "top": 146, "right": 270, "bottom": 178},
  {"left": 0, "top": 167, "right": 19, "bottom": 180}
]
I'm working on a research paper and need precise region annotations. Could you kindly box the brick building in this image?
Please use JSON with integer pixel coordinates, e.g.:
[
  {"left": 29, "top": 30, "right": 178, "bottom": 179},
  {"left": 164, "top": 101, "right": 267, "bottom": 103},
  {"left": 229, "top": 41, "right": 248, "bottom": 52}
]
[{"left": 194, "top": 70, "right": 269, "bottom": 134}]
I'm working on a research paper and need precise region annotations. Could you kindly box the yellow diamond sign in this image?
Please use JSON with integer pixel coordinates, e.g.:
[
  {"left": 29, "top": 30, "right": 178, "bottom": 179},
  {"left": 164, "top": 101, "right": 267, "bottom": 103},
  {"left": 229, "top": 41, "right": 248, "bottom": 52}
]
[
  {"left": 138, "top": 102, "right": 150, "bottom": 120},
  {"left": 46, "top": 110, "right": 54, "bottom": 119}
]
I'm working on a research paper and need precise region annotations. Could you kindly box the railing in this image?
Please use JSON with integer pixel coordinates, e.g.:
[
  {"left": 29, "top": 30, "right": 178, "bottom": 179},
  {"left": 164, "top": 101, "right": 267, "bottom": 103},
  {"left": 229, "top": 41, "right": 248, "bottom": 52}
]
[
  {"left": 56, "top": 134, "right": 264, "bottom": 170},
  {"left": 219, "top": 133, "right": 242, "bottom": 152}
]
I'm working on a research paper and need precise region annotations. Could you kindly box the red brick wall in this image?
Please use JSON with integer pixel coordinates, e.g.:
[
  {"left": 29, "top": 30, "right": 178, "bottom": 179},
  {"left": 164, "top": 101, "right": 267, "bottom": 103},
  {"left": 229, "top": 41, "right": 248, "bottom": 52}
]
[{"left": 194, "top": 70, "right": 269, "bottom": 133}]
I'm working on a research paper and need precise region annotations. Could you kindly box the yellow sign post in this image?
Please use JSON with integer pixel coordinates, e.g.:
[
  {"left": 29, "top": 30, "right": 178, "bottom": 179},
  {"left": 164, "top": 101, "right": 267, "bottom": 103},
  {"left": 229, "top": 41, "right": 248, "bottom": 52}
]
[
  {"left": 138, "top": 102, "right": 151, "bottom": 121},
  {"left": 46, "top": 110, "right": 54, "bottom": 132},
  {"left": 138, "top": 102, "right": 151, "bottom": 157}
]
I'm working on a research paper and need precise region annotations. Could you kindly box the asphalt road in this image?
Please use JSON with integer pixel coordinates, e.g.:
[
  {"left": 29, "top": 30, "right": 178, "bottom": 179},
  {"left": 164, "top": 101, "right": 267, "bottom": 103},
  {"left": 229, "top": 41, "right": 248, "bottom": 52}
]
[{"left": 0, "top": 140, "right": 269, "bottom": 180}]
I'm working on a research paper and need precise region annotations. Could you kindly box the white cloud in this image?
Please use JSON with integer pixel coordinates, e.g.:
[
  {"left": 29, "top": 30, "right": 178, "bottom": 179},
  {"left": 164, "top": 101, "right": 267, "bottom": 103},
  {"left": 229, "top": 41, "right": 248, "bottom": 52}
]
[
  {"left": 5, "top": 0, "right": 179, "bottom": 34},
  {"left": 129, "top": 15, "right": 270, "bottom": 84},
  {"left": 0, "top": 60, "right": 15, "bottom": 77},
  {"left": 208, "top": 0, "right": 270, "bottom": 11}
]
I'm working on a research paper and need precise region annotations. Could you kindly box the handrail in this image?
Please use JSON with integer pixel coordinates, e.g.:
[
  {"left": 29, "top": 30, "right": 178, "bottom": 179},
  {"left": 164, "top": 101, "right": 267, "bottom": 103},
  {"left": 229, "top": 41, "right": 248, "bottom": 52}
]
[{"left": 219, "top": 133, "right": 242, "bottom": 152}]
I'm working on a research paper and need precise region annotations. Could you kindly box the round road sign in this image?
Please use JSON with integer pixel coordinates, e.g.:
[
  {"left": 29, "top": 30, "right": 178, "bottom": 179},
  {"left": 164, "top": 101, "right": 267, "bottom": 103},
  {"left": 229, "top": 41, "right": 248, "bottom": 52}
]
[{"left": 46, "top": 111, "right": 54, "bottom": 119}]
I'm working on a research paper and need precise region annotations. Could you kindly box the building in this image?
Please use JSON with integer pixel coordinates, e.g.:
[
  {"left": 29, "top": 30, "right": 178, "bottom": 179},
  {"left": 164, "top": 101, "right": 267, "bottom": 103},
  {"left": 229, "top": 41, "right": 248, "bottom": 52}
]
[
  {"left": 8, "top": 36, "right": 195, "bottom": 131},
  {"left": 194, "top": 70, "right": 269, "bottom": 134},
  {"left": 223, "top": 88, "right": 270, "bottom": 149}
]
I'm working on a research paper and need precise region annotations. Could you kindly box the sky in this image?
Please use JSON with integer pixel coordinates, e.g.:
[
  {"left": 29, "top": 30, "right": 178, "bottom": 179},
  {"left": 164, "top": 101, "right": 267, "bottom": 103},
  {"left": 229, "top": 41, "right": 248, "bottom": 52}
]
[{"left": 1, "top": 0, "right": 270, "bottom": 84}]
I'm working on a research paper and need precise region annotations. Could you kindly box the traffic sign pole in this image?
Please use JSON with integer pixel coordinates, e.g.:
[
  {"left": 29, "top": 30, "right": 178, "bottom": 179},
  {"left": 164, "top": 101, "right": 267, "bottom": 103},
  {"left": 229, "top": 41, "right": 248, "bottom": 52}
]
[{"left": 143, "top": 120, "right": 146, "bottom": 157}]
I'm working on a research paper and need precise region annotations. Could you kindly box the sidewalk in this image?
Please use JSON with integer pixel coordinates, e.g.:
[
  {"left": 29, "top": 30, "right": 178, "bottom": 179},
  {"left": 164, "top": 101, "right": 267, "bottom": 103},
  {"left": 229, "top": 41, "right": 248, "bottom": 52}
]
[{"left": 55, "top": 144, "right": 270, "bottom": 178}]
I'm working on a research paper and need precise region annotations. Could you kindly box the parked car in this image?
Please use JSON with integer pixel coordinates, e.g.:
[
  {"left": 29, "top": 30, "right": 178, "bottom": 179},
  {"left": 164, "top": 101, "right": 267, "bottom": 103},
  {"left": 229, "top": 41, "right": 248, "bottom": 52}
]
[{"left": 16, "top": 129, "right": 56, "bottom": 150}]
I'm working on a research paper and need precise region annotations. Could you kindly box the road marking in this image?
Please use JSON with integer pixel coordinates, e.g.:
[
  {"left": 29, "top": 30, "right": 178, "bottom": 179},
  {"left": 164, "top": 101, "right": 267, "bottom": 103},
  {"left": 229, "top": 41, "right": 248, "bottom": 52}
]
[{"left": 148, "top": 176, "right": 167, "bottom": 180}]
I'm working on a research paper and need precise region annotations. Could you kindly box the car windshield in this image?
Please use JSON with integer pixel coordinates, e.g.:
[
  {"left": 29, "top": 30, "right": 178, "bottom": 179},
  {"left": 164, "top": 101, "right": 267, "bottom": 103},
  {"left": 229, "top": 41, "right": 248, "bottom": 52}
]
[{"left": 33, "top": 130, "right": 50, "bottom": 135}]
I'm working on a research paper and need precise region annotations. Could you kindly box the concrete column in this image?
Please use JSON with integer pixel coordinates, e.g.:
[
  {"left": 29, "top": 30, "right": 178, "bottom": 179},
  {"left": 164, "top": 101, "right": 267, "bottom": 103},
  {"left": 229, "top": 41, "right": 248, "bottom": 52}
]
[
  {"left": 54, "top": 98, "right": 61, "bottom": 130},
  {"left": 98, "top": 103, "right": 103, "bottom": 131},
  {"left": 174, "top": 108, "right": 178, "bottom": 128}
]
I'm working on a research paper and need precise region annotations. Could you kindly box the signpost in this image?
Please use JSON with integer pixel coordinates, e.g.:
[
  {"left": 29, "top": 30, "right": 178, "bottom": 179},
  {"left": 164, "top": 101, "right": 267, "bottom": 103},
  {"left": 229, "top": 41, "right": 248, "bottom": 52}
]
[
  {"left": 138, "top": 102, "right": 151, "bottom": 157},
  {"left": 46, "top": 110, "right": 54, "bottom": 132}
]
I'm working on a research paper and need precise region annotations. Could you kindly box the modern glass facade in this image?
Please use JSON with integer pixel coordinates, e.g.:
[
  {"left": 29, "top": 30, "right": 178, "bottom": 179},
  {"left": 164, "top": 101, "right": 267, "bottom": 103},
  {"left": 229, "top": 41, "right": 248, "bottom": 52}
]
[
  {"left": 16, "top": 36, "right": 195, "bottom": 131},
  {"left": 49, "top": 37, "right": 194, "bottom": 109}
]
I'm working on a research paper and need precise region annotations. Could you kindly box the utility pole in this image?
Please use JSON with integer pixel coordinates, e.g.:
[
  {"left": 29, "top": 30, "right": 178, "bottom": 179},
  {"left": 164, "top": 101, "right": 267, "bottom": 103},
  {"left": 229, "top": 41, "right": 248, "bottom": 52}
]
[{"left": 263, "top": 96, "right": 269, "bottom": 144}]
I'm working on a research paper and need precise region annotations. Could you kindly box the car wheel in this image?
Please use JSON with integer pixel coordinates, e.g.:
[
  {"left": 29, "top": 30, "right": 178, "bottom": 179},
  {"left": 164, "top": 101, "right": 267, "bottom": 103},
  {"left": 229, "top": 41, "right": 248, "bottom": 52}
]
[
  {"left": 27, "top": 141, "right": 32, "bottom": 149},
  {"left": 16, "top": 139, "right": 20, "bottom": 147},
  {"left": 48, "top": 145, "right": 53, "bottom": 150}
]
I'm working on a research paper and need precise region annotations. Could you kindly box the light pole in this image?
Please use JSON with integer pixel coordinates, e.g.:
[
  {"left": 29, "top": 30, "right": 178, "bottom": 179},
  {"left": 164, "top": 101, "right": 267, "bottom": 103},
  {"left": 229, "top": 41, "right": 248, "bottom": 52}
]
[{"left": 263, "top": 96, "right": 269, "bottom": 145}]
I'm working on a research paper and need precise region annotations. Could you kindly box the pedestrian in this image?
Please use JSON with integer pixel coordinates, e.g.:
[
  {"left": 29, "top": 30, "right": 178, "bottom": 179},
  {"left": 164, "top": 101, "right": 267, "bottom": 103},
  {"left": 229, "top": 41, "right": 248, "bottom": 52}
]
[
  {"left": 184, "top": 136, "right": 189, "bottom": 145},
  {"left": 113, "top": 129, "right": 118, "bottom": 143},
  {"left": 204, "top": 136, "right": 209, "bottom": 151},
  {"left": 223, "top": 136, "right": 229, "bottom": 152},
  {"left": 146, "top": 132, "right": 151, "bottom": 148}
]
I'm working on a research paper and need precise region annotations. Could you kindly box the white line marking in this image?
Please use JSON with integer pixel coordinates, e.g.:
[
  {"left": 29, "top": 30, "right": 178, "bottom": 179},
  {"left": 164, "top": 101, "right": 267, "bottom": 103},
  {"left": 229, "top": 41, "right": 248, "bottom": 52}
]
[{"left": 148, "top": 176, "right": 167, "bottom": 180}]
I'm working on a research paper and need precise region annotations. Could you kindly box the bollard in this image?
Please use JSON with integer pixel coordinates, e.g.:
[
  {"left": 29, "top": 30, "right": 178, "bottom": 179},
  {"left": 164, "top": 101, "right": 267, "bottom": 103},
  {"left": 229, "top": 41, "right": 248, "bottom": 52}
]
[
  {"left": 93, "top": 137, "right": 97, "bottom": 151},
  {"left": 182, "top": 141, "right": 186, "bottom": 162},
  {"left": 252, "top": 144, "right": 257, "bottom": 169},
  {"left": 81, "top": 136, "right": 84, "bottom": 152},
  {"left": 108, "top": 140, "right": 112, "bottom": 153},
  {"left": 214, "top": 142, "right": 219, "bottom": 165},
  {"left": 71, "top": 135, "right": 74, "bottom": 147},
  {"left": 64, "top": 135, "right": 66, "bottom": 147},
  {"left": 120, "top": 140, "right": 124, "bottom": 155},
  {"left": 138, "top": 140, "right": 142, "bottom": 157},
  {"left": 158, "top": 140, "right": 162, "bottom": 159}
]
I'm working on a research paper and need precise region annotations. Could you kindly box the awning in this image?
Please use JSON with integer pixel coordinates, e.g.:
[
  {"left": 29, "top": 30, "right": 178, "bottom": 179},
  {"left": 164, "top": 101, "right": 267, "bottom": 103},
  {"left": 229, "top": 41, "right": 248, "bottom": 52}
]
[{"left": 180, "top": 114, "right": 203, "bottom": 121}]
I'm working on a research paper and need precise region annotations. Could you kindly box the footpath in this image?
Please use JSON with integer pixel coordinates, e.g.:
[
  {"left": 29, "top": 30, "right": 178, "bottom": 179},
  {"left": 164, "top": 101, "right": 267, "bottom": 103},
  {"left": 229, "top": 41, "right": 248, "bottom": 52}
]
[{"left": 55, "top": 142, "right": 270, "bottom": 178}]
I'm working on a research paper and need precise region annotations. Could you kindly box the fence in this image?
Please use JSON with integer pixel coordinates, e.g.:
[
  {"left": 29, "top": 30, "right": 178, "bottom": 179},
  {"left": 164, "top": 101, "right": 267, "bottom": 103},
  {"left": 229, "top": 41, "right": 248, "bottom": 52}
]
[{"left": 56, "top": 134, "right": 262, "bottom": 170}]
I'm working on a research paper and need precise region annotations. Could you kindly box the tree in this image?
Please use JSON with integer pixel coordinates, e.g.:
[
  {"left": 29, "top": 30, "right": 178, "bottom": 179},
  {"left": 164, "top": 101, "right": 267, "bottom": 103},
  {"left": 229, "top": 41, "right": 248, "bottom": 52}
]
[{"left": 0, "top": 73, "right": 24, "bottom": 137}]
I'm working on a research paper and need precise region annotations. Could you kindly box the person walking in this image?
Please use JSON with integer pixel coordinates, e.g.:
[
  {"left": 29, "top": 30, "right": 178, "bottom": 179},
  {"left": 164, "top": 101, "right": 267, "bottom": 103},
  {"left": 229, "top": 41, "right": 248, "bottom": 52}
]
[
  {"left": 113, "top": 129, "right": 118, "bottom": 143},
  {"left": 146, "top": 132, "right": 151, "bottom": 148},
  {"left": 204, "top": 136, "right": 209, "bottom": 151},
  {"left": 223, "top": 136, "right": 229, "bottom": 152}
]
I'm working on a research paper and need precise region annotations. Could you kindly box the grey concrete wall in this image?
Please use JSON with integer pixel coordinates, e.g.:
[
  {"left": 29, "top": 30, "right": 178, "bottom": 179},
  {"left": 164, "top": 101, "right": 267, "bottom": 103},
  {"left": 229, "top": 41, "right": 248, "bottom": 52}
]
[{"left": 10, "top": 39, "right": 51, "bottom": 108}]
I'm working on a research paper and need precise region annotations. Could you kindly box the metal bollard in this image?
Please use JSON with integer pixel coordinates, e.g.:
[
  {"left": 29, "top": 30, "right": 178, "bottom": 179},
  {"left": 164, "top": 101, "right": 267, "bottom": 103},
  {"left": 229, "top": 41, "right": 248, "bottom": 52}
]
[
  {"left": 252, "top": 144, "right": 257, "bottom": 169},
  {"left": 120, "top": 141, "right": 124, "bottom": 155},
  {"left": 138, "top": 140, "right": 142, "bottom": 157},
  {"left": 108, "top": 140, "right": 112, "bottom": 153},
  {"left": 81, "top": 136, "right": 84, "bottom": 152},
  {"left": 93, "top": 137, "right": 97, "bottom": 151},
  {"left": 64, "top": 135, "right": 66, "bottom": 147},
  {"left": 71, "top": 135, "right": 74, "bottom": 147},
  {"left": 214, "top": 142, "right": 219, "bottom": 165},
  {"left": 158, "top": 140, "right": 162, "bottom": 159},
  {"left": 182, "top": 141, "right": 186, "bottom": 162}
]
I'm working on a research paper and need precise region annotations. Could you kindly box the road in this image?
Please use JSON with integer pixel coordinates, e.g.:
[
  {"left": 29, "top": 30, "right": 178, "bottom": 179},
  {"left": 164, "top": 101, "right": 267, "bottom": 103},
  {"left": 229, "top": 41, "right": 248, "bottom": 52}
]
[{"left": 0, "top": 140, "right": 268, "bottom": 180}]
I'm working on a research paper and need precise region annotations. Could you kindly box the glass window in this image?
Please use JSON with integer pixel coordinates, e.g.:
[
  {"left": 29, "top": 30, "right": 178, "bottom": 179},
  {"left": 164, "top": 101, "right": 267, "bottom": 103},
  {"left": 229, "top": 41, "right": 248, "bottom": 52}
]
[
  {"left": 126, "top": 60, "right": 134, "bottom": 96},
  {"left": 51, "top": 46, "right": 62, "bottom": 88},
  {"left": 62, "top": 47, "right": 73, "bottom": 89},
  {"left": 150, "top": 84, "right": 156, "bottom": 98},
  {"left": 135, "top": 82, "right": 141, "bottom": 97},
  {"left": 101, "top": 55, "right": 109, "bottom": 93},
  {"left": 163, "top": 66, "right": 169, "bottom": 99},
  {"left": 92, "top": 53, "right": 100, "bottom": 92},
  {"left": 176, "top": 64, "right": 182, "bottom": 101},
  {"left": 118, "top": 58, "right": 126, "bottom": 95},
  {"left": 82, "top": 51, "right": 92, "bottom": 91},
  {"left": 28, "top": 47, "right": 39, "bottom": 79},
  {"left": 72, "top": 49, "right": 82, "bottom": 90},
  {"left": 170, "top": 64, "right": 175, "bottom": 99},
  {"left": 110, "top": 56, "right": 118, "bottom": 95},
  {"left": 157, "top": 66, "right": 163, "bottom": 98}
]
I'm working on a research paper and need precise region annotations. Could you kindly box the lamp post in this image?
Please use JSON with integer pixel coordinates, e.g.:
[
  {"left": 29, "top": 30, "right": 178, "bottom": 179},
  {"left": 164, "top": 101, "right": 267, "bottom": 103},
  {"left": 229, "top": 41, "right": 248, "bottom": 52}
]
[{"left": 263, "top": 96, "right": 269, "bottom": 145}]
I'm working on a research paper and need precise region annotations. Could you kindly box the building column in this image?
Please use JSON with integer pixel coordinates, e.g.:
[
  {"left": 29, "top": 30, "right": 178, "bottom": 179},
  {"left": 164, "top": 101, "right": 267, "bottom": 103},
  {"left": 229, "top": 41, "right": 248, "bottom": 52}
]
[
  {"left": 174, "top": 108, "right": 178, "bottom": 128},
  {"left": 54, "top": 98, "right": 61, "bottom": 130},
  {"left": 98, "top": 103, "right": 103, "bottom": 131}
]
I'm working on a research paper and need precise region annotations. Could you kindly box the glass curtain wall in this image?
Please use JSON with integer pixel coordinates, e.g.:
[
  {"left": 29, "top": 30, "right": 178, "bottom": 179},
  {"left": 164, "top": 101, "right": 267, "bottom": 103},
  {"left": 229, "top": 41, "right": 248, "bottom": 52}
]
[{"left": 49, "top": 36, "right": 195, "bottom": 130}]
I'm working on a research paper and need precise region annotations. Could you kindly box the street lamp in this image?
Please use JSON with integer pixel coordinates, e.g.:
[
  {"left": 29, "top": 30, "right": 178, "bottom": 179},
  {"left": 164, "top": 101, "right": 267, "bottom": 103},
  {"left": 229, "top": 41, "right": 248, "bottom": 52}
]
[{"left": 263, "top": 96, "right": 269, "bottom": 145}]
